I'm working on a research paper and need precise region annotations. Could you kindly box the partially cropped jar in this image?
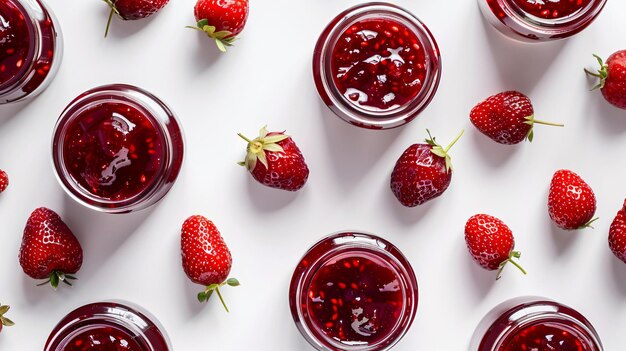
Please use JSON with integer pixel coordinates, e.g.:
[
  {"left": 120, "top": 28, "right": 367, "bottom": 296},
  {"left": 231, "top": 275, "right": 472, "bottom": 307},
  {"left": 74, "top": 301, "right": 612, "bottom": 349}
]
[
  {"left": 313, "top": 2, "right": 441, "bottom": 129},
  {"left": 0, "top": 0, "right": 62, "bottom": 104},
  {"left": 290, "top": 232, "right": 418, "bottom": 351},
  {"left": 479, "top": 0, "right": 607, "bottom": 41},
  {"left": 470, "top": 297, "right": 603, "bottom": 351},
  {"left": 45, "top": 302, "right": 171, "bottom": 351},
  {"left": 52, "top": 84, "right": 185, "bottom": 214}
]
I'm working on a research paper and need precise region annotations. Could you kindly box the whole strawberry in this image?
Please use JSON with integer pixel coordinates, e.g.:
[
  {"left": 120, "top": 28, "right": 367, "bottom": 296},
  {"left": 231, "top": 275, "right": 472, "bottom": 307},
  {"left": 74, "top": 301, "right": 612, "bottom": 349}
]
[
  {"left": 181, "top": 215, "right": 239, "bottom": 311},
  {"left": 548, "top": 170, "right": 598, "bottom": 230},
  {"left": 238, "top": 126, "right": 309, "bottom": 192},
  {"left": 586, "top": 52, "right": 626, "bottom": 109},
  {"left": 465, "top": 214, "right": 526, "bottom": 280},
  {"left": 18, "top": 208, "right": 83, "bottom": 289},
  {"left": 0, "top": 169, "right": 8, "bottom": 193},
  {"left": 390, "top": 129, "right": 463, "bottom": 207},
  {"left": 188, "top": 0, "right": 249, "bottom": 52},
  {"left": 609, "top": 200, "right": 626, "bottom": 264},
  {"left": 470, "top": 91, "right": 564, "bottom": 145},
  {"left": 103, "top": 0, "right": 170, "bottom": 37},
  {"left": 0, "top": 303, "right": 15, "bottom": 333}
]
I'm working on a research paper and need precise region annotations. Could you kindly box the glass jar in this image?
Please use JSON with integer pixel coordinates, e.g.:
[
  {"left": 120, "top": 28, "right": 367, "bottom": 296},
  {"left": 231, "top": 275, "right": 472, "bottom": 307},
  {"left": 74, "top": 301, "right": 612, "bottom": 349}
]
[
  {"left": 313, "top": 2, "right": 441, "bottom": 130},
  {"left": 478, "top": 0, "right": 607, "bottom": 41},
  {"left": 470, "top": 297, "right": 603, "bottom": 351},
  {"left": 289, "top": 231, "right": 418, "bottom": 351},
  {"left": 52, "top": 84, "right": 185, "bottom": 214},
  {"left": 44, "top": 301, "right": 171, "bottom": 351},
  {"left": 0, "top": 0, "right": 62, "bottom": 104}
]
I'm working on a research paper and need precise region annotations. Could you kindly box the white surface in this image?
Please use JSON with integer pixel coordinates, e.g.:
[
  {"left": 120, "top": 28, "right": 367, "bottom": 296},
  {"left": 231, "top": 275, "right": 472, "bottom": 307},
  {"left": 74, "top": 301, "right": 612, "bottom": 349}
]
[{"left": 1, "top": 0, "right": 625, "bottom": 350}]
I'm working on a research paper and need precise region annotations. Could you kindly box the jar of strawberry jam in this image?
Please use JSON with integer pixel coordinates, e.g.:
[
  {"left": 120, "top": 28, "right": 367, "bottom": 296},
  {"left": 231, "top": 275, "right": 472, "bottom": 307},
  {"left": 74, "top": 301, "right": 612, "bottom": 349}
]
[
  {"left": 479, "top": 0, "right": 607, "bottom": 41},
  {"left": 313, "top": 3, "right": 441, "bottom": 129},
  {"left": 52, "top": 84, "right": 184, "bottom": 214},
  {"left": 44, "top": 302, "right": 171, "bottom": 351},
  {"left": 470, "top": 297, "right": 603, "bottom": 351},
  {"left": 289, "top": 232, "right": 418, "bottom": 351},
  {"left": 0, "top": 0, "right": 62, "bottom": 104}
]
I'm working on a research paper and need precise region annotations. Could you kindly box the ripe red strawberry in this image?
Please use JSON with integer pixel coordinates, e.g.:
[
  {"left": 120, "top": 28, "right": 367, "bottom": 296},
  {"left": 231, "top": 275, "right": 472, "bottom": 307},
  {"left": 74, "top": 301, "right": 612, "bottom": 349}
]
[
  {"left": 465, "top": 214, "right": 526, "bottom": 280},
  {"left": 0, "top": 169, "right": 8, "bottom": 193},
  {"left": 189, "top": 0, "right": 249, "bottom": 52},
  {"left": 390, "top": 129, "right": 463, "bottom": 207},
  {"left": 0, "top": 303, "right": 15, "bottom": 333},
  {"left": 470, "top": 91, "right": 564, "bottom": 145},
  {"left": 238, "top": 126, "right": 309, "bottom": 192},
  {"left": 18, "top": 208, "right": 83, "bottom": 289},
  {"left": 103, "top": 0, "right": 170, "bottom": 37},
  {"left": 181, "top": 215, "right": 239, "bottom": 311},
  {"left": 548, "top": 170, "right": 598, "bottom": 230},
  {"left": 586, "top": 51, "right": 626, "bottom": 109},
  {"left": 609, "top": 200, "right": 626, "bottom": 264}
]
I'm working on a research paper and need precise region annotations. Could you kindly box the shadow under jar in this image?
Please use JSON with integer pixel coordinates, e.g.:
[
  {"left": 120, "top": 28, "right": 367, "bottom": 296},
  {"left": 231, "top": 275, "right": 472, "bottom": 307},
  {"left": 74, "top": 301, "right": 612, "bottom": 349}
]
[
  {"left": 478, "top": 0, "right": 607, "bottom": 41},
  {"left": 470, "top": 297, "right": 603, "bottom": 351},
  {"left": 52, "top": 84, "right": 184, "bottom": 214},
  {"left": 313, "top": 2, "right": 441, "bottom": 130},
  {"left": 290, "top": 232, "right": 418, "bottom": 351},
  {"left": 44, "top": 302, "right": 171, "bottom": 351},
  {"left": 0, "top": 0, "right": 62, "bottom": 104}
]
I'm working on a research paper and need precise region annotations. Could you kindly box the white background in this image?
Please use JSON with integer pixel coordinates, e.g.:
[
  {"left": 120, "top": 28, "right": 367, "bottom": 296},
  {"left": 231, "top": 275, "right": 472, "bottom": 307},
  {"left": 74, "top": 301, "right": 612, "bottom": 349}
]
[{"left": 1, "top": 0, "right": 625, "bottom": 350}]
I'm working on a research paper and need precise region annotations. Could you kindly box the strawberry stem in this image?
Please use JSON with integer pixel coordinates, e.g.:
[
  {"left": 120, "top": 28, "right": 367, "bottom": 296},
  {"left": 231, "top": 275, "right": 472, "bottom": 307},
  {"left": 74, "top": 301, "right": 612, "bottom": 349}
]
[
  {"left": 444, "top": 129, "right": 465, "bottom": 153},
  {"left": 237, "top": 133, "right": 253, "bottom": 144},
  {"left": 579, "top": 217, "right": 599, "bottom": 229},
  {"left": 496, "top": 251, "right": 527, "bottom": 280},
  {"left": 105, "top": 8, "right": 115, "bottom": 38},
  {"left": 215, "top": 287, "right": 229, "bottom": 313},
  {"left": 532, "top": 119, "right": 565, "bottom": 127}
]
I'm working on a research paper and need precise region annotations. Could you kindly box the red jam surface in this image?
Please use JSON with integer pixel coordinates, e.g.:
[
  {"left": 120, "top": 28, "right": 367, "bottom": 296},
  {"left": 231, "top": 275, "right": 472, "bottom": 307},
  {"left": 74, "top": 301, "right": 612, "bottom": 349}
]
[
  {"left": 0, "top": 0, "right": 31, "bottom": 87},
  {"left": 512, "top": 0, "right": 592, "bottom": 19},
  {"left": 500, "top": 322, "right": 591, "bottom": 351},
  {"left": 331, "top": 18, "right": 427, "bottom": 111},
  {"left": 307, "top": 252, "right": 404, "bottom": 346},
  {"left": 64, "top": 326, "right": 144, "bottom": 351},
  {"left": 63, "top": 102, "right": 163, "bottom": 201}
]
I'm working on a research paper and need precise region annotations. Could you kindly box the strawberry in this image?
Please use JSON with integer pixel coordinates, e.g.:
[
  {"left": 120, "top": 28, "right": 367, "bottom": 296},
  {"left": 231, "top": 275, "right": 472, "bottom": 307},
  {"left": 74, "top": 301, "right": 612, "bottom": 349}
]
[
  {"left": 586, "top": 51, "right": 626, "bottom": 109},
  {"left": 548, "top": 170, "right": 598, "bottom": 230},
  {"left": 181, "top": 215, "right": 239, "bottom": 311},
  {"left": 609, "top": 200, "right": 626, "bottom": 264},
  {"left": 390, "top": 129, "right": 463, "bottom": 207},
  {"left": 0, "top": 303, "right": 15, "bottom": 333},
  {"left": 18, "top": 208, "right": 83, "bottom": 289},
  {"left": 238, "top": 126, "right": 309, "bottom": 192},
  {"left": 470, "top": 91, "right": 564, "bottom": 145},
  {"left": 103, "top": 0, "right": 170, "bottom": 37},
  {"left": 0, "top": 169, "right": 7, "bottom": 193},
  {"left": 188, "top": 0, "right": 249, "bottom": 52},
  {"left": 464, "top": 214, "right": 526, "bottom": 280}
]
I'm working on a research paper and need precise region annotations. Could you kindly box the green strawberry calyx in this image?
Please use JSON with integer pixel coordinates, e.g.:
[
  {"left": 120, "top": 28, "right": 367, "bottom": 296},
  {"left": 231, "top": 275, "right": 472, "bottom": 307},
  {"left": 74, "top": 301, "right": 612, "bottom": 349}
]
[
  {"left": 197, "top": 278, "right": 240, "bottom": 312},
  {"left": 186, "top": 19, "right": 237, "bottom": 52},
  {"left": 523, "top": 115, "right": 565, "bottom": 143},
  {"left": 584, "top": 54, "right": 609, "bottom": 90},
  {"left": 36, "top": 270, "right": 77, "bottom": 290},
  {"left": 578, "top": 217, "right": 600, "bottom": 230},
  {"left": 237, "top": 126, "right": 289, "bottom": 171},
  {"left": 496, "top": 251, "right": 527, "bottom": 280},
  {"left": 103, "top": 0, "right": 121, "bottom": 38},
  {"left": 0, "top": 303, "right": 15, "bottom": 329},
  {"left": 426, "top": 129, "right": 464, "bottom": 173}
]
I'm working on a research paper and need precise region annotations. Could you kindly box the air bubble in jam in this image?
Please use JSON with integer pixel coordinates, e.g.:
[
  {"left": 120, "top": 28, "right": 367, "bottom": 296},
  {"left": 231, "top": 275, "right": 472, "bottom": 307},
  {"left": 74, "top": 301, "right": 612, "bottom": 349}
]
[
  {"left": 63, "top": 102, "right": 163, "bottom": 201},
  {"left": 512, "top": 0, "right": 592, "bottom": 19},
  {"left": 500, "top": 322, "right": 591, "bottom": 351},
  {"left": 331, "top": 18, "right": 427, "bottom": 111},
  {"left": 307, "top": 252, "right": 404, "bottom": 346},
  {"left": 0, "top": 0, "right": 30, "bottom": 87},
  {"left": 63, "top": 326, "right": 143, "bottom": 351}
]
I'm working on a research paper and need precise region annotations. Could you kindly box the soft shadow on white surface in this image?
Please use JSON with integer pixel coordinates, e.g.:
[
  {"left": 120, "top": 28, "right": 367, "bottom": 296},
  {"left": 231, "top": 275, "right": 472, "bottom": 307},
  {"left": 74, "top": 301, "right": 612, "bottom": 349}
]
[
  {"left": 609, "top": 253, "right": 626, "bottom": 296},
  {"left": 246, "top": 176, "right": 299, "bottom": 212},
  {"left": 470, "top": 129, "right": 521, "bottom": 168},
  {"left": 480, "top": 17, "right": 567, "bottom": 93},
  {"left": 547, "top": 220, "right": 582, "bottom": 257},
  {"left": 461, "top": 239, "right": 497, "bottom": 303},
  {"left": 383, "top": 183, "right": 440, "bottom": 227},
  {"left": 0, "top": 100, "right": 31, "bottom": 128},
  {"left": 188, "top": 32, "right": 225, "bottom": 71},
  {"left": 584, "top": 90, "right": 626, "bottom": 136}
]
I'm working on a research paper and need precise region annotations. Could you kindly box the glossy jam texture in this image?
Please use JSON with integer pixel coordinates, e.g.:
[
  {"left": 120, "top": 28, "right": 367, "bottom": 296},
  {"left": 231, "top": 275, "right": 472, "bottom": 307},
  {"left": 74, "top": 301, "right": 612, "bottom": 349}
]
[
  {"left": 0, "top": 0, "right": 30, "bottom": 86},
  {"left": 512, "top": 0, "right": 592, "bottom": 19},
  {"left": 64, "top": 326, "right": 144, "bottom": 351},
  {"left": 331, "top": 18, "right": 427, "bottom": 111},
  {"left": 500, "top": 322, "right": 591, "bottom": 351},
  {"left": 307, "top": 252, "right": 404, "bottom": 346},
  {"left": 63, "top": 102, "right": 163, "bottom": 201}
]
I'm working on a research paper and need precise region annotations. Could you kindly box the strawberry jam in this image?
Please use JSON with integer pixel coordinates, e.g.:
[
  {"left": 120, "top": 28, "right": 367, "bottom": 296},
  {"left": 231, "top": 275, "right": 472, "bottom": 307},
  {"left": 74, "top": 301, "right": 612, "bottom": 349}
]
[
  {"left": 331, "top": 19, "right": 427, "bottom": 112},
  {"left": 512, "top": 0, "right": 592, "bottom": 19},
  {"left": 63, "top": 326, "right": 144, "bottom": 351},
  {"left": 0, "top": 1, "right": 31, "bottom": 88},
  {"left": 290, "top": 232, "right": 418, "bottom": 351},
  {"left": 62, "top": 102, "right": 163, "bottom": 201},
  {"left": 500, "top": 322, "right": 593, "bottom": 351}
]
